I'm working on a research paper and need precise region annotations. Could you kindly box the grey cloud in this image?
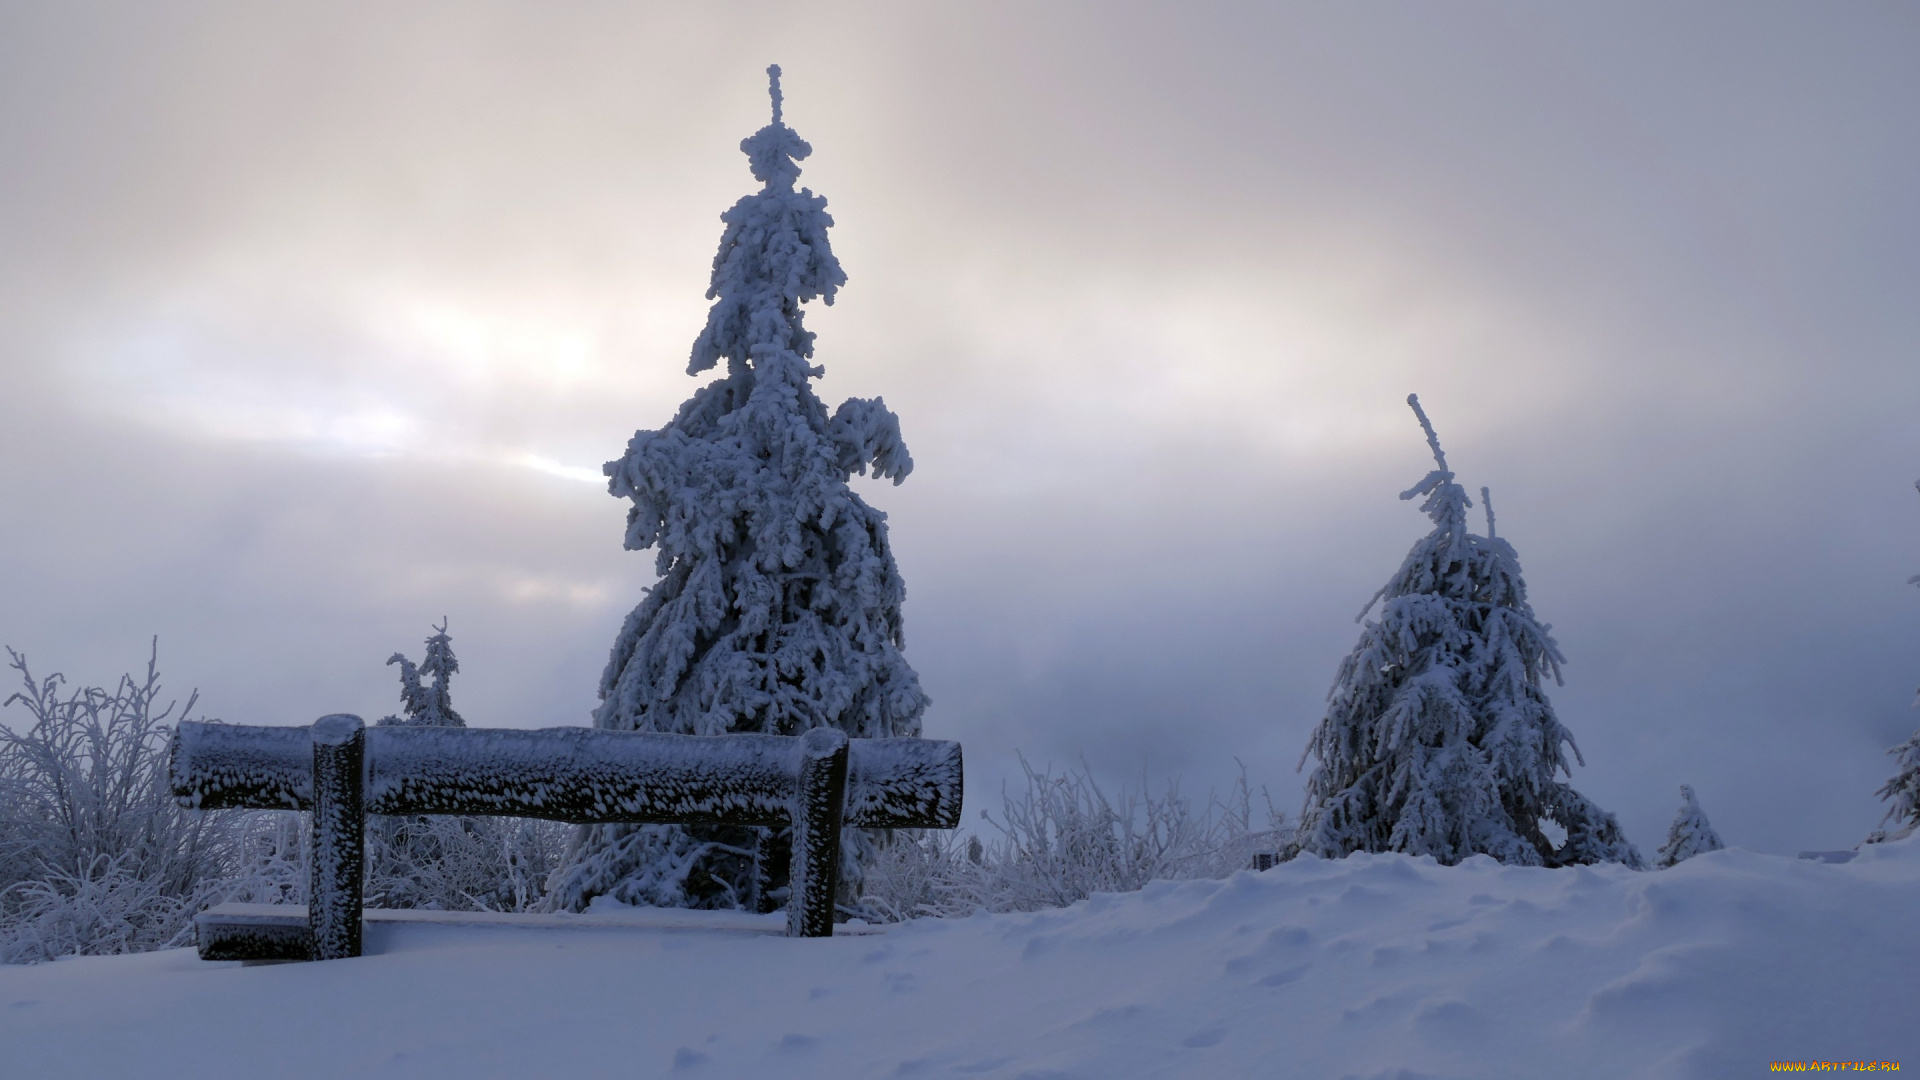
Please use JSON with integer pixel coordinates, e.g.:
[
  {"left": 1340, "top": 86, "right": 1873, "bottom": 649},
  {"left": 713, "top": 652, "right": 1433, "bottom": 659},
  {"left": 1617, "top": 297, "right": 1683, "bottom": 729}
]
[{"left": 2, "top": 2, "right": 1917, "bottom": 856}]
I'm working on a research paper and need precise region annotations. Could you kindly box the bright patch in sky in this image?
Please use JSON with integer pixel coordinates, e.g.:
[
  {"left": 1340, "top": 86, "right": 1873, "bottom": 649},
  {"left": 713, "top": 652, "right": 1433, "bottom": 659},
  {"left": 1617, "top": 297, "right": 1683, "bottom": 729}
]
[
  {"left": 68, "top": 291, "right": 626, "bottom": 485},
  {"left": 515, "top": 453, "right": 604, "bottom": 485}
]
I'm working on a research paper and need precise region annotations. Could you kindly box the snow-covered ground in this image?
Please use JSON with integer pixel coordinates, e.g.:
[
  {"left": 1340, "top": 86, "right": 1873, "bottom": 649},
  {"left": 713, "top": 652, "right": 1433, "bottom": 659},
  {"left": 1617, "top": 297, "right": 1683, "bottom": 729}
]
[{"left": 5, "top": 839, "right": 1916, "bottom": 1080}]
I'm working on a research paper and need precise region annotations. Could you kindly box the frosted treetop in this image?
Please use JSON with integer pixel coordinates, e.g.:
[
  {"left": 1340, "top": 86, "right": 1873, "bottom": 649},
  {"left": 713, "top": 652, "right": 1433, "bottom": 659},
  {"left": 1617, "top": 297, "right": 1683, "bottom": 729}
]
[
  {"left": 687, "top": 63, "right": 847, "bottom": 376},
  {"left": 1401, "top": 393, "right": 1474, "bottom": 533},
  {"left": 744, "top": 64, "right": 810, "bottom": 187}
]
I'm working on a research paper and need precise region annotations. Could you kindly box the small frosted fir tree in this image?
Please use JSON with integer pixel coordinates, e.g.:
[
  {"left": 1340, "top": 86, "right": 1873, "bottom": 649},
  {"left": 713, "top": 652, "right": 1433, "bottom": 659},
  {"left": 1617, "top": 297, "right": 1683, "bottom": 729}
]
[
  {"left": 362, "top": 623, "right": 571, "bottom": 911},
  {"left": 549, "top": 67, "right": 928, "bottom": 913},
  {"left": 1655, "top": 785, "right": 1725, "bottom": 867},
  {"left": 1296, "top": 395, "right": 1642, "bottom": 868},
  {"left": 369, "top": 621, "right": 473, "bottom": 910},
  {"left": 377, "top": 619, "right": 464, "bottom": 729},
  {"left": 1867, "top": 479, "right": 1920, "bottom": 845},
  {"left": 1871, "top": 731, "right": 1920, "bottom": 844}
]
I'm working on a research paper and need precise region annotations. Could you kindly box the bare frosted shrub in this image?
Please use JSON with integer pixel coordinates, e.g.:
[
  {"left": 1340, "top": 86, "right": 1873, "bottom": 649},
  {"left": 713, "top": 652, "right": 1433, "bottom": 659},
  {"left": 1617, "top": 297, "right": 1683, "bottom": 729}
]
[
  {"left": 0, "top": 641, "right": 643, "bottom": 963},
  {"left": 858, "top": 829, "right": 980, "bottom": 922},
  {"left": 859, "top": 759, "right": 1291, "bottom": 922},
  {"left": 367, "top": 815, "right": 571, "bottom": 913},
  {"left": 0, "top": 854, "right": 193, "bottom": 962},
  {"left": 0, "top": 644, "right": 244, "bottom": 962},
  {"left": 219, "top": 810, "right": 307, "bottom": 906}
]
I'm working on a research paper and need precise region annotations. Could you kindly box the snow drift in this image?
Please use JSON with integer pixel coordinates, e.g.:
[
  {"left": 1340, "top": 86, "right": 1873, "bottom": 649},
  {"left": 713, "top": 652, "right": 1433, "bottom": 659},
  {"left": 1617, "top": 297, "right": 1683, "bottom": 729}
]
[{"left": 5, "top": 836, "right": 1916, "bottom": 1079}]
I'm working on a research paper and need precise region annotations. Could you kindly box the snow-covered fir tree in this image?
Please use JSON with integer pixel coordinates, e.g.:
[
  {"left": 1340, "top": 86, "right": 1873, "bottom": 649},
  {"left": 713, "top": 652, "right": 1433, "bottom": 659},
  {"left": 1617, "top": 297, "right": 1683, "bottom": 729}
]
[
  {"left": 377, "top": 618, "right": 464, "bottom": 728},
  {"left": 1871, "top": 730, "right": 1920, "bottom": 843},
  {"left": 369, "top": 621, "right": 474, "bottom": 910},
  {"left": 548, "top": 66, "right": 928, "bottom": 913},
  {"left": 1655, "top": 784, "right": 1725, "bottom": 867},
  {"left": 1867, "top": 479, "right": 1920, "bottom": 845},
  {"left": 1295, "top": 395, "right": 1642, "bottom": 868}
]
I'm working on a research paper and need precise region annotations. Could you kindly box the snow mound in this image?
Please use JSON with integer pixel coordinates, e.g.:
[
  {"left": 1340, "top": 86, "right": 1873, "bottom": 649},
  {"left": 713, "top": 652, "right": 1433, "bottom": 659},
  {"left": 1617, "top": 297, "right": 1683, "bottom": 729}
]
[{"left": 5, "top": 838, "right": 1916, "bottom": 1079}]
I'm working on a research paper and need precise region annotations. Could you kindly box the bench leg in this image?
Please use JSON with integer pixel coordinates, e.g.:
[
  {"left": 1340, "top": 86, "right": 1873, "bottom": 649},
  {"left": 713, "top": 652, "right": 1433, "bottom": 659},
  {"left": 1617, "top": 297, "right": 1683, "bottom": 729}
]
[
  {"left": 788, "top": 728, "right": 848, "bottom": 938},
  {"left": 310, "top": 714, "right": 365, "bottom": 960},
  {"left": 749, "top": 827, "right": 788, "bottom": 915}
]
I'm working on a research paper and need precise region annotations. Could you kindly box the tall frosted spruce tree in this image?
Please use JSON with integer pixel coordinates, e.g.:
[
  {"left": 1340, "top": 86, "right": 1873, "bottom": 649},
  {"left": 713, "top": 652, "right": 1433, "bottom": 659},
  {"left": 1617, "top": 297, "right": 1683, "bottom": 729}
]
[
  {"left": 1296, "top": 395, "right": 1642, "bottom": 868},
  {"left": 548, "top": 67, "right": 928, "bottom": 913}
]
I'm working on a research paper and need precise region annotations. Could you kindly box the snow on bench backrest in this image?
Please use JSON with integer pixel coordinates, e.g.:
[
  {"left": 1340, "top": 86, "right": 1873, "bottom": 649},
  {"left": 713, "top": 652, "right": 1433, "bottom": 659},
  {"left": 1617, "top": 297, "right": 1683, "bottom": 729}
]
[{"left": 171, "top": 722, "right": 963, "bottom": 829}]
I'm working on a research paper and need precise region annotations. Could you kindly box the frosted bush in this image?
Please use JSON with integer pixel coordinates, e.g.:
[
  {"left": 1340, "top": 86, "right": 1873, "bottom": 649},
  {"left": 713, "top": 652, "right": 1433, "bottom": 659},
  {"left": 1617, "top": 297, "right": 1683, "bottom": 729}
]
[
  {"left": 0, "top": 644, "right": 238, "bottom": 961},
  {"left": 1, "top": 640, "right": 585, "bottom": 962},
  {"left": 366, "top": 815, "right": 570, "bottom": 913},
  {"left": 858, "top": 759, "right": 1290, "bottom": 922},
  {"left": 0, "top": 645, "right": 323, "bottom": 962},
  {"left": 0, "top": 646, "right": 308, "bottom": 960},
  {"left": 0, "top": 854, "right": 189, "bottom": 962}
]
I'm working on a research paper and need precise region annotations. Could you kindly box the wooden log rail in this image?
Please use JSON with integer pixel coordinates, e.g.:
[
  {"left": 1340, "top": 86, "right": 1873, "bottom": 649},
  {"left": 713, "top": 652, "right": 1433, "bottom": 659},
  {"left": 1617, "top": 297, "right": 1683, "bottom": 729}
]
[{"left": 170, "top": 718, "right": 963, "bottom": 960}]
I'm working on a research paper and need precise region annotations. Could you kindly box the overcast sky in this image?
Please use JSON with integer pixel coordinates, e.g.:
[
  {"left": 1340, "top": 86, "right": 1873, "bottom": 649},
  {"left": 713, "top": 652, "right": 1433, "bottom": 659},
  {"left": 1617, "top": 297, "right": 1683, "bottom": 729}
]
[{"left": 2, "top": 2, "right": 1917, "bottom": 855}]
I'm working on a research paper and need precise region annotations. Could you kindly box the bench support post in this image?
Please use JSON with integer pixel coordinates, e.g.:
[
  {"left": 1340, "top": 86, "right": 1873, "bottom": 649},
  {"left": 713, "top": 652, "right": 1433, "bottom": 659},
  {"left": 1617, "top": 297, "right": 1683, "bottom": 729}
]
[
  {"left": 310, "top": 714, "right": 365, "bottom": 960},
  {"left": 788, "top": 727, "right": 848, "bottom": 938}
]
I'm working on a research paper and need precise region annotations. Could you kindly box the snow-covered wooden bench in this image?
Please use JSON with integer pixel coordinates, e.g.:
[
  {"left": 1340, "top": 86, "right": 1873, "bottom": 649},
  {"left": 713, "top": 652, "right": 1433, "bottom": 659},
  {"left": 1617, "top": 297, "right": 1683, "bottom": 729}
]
[{"left": 169, "top": 716, "right": 963, "bottom": 960}]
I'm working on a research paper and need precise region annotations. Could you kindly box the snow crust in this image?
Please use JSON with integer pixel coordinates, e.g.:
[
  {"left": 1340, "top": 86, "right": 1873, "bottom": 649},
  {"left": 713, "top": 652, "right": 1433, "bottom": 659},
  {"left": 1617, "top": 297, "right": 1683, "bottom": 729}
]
[
  {"left": 367, "top": 727, "right": 798, "bottom": 824},
  {"left": 169, "top": 722, "right": 310, "bottom": 810},
  {"left": 7, "top": 838, "right": 1916, "bottom": 1079},
  {"left": 173, "top": 722, "right": 960, "bottom": 828}
]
